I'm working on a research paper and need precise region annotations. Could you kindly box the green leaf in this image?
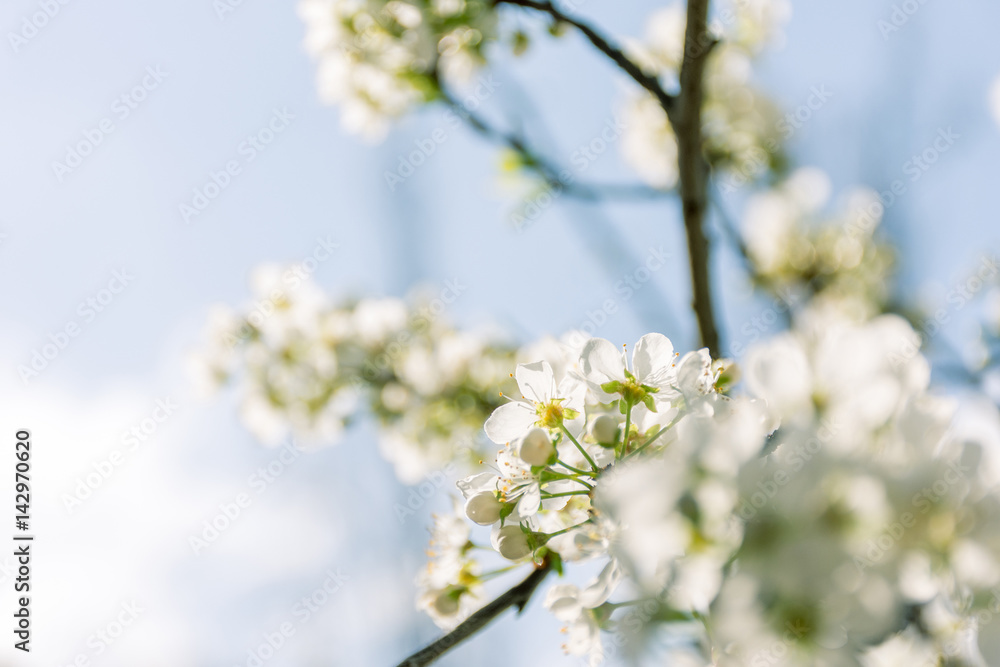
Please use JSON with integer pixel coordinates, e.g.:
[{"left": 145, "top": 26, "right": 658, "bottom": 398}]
[
  {"left": 642, "top": 394, "right": 658, "bottom": 413},
  {"left": 601, "top": 380, "right": 623, "bottom": 394},
  {"left": 498, "top": 503, "right": 515, "bottom": 526},
  {"left": 548, "top": 549, "right": 564, "bottom": 576}
]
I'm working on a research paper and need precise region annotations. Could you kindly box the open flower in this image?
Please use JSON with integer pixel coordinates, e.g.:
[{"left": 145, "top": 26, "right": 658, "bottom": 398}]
[
  {"left": 544, "top": 561, "right": 623, "bottom": 665},
  {"left": 580, "top": 334, "right": 678, "bottom": 408},
  {"left": 484, "top": 361, "right": 582, "bottom": 444}
]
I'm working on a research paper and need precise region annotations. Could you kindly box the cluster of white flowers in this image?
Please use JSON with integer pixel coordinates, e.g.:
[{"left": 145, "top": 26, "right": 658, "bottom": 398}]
[
  {"left": 298, "top": 0, "right": 496, "bottom": 138},
  {"left": 420, "top": 311, "right": 1000, "bottom": 665},
  {"left": 741, "top": 167, "right": 894, "bottom": 319},
  {"left": 621, "top": 0, "right": 790, "bottom": 189},
  {"left": 191, "top": 266, "right": 592, "bottom": 483}
]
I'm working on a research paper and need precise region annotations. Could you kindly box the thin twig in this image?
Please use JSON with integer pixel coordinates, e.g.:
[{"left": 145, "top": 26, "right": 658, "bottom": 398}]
[
  {"left": 395, "top": 562, "right": 553, "bottom": 667},
  {"left": 495, "top": 0, "right": 677, "bottom": 117},
  {"left": 437, "top": 86, "right": 669, "bottom": 201},
  {"left": 672, "top": 0, "right": 721, "bottom": 356}
]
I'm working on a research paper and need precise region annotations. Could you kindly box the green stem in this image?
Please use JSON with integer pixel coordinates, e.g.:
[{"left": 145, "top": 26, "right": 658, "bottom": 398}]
[
  {"left": 545, "top": 520, "right": 592, "bottom": 539},
  {"left": 560, "top": 425, "right": 599, "bottom": 472},
  {"left": 555, "top": 459, "right": 596, "bottom": 477},
  {"left": 479, "top": 565, "right": 523, "bottom": 580},
  {"left": 543, "top": 471, "right": 594, "bottom": 490},
  {"left": 624, "top": 414, "right": 683, "bottom": 461},
  {"left": 541, "top": 490, "right": 591, "bottom": 499},
  {"left": 618, "top": 399, "right": 633, "bottom": 460},
  {"left": 603, "top": 599, "right": 648, "bottom": 610}
]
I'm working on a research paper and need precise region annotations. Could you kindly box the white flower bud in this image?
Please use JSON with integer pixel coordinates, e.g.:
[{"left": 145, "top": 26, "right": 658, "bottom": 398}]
[
  {"left": 432, "top": 590, "right": 460, "bottom": 616},
  {"left": 519, "top": 428, "right": 555, "bottom": 466},
  {"left": 590, "top": 415, "right": 619, "bottom": 446},
  {"left": 497, "top": 525, "right": 531, "bottom": 560},
  {"left": 465, "top": 492, "right": 502, "bottom": 525}
]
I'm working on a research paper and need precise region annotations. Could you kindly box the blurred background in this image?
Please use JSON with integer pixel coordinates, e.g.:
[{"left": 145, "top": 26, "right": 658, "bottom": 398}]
[{"left": 1, "top": 0, "right": 999, "bottom": 664}]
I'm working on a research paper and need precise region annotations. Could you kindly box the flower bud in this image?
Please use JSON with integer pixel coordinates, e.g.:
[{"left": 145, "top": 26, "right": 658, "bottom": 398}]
[
  {"left": 590, "top": 414, "right": 619, "bottom": 446},
  {"left": 518, "top": 428, "right": 555, "bottom": 466},
  {"left": 465, "top": 492, "right": 502, "bottom": 525},
  {"left": 432, "top": 590, "right": 460, "bottom": 616},
  {"left": 497, "top": 525, "right": 531, "bottom": 560}
]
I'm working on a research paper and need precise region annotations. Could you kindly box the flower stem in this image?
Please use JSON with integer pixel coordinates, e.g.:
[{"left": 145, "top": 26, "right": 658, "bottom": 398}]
[
  {"left": 556, "top": 459, "right": 596, "bottom": 477},
  {"left": 544, "top": 471, "right": 595, "bottom": 490},
  {"left": 541, "top": 490, "right": 591, "bottom": 499},
  {"left": 618, "top": 399, "right": 633, "bottom": 460},
  {"left": 479, "top": 565, "right": 523, "bottom": 580},
  {"left": 545, "top": 520, "right": 592, "bottom": 539},
  {"left": 624, "top": 414, "right": 683, "bottom": 460},
  {"left": 560, "top": 425, "right": 599, "bottom": 472}
]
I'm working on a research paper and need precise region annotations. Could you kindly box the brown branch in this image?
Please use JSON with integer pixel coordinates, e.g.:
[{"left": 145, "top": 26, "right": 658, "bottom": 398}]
[
  {"left": 495, "top": 0, "right": 676, "bottom": 118},
  {"left": 495, "top": 0, "right": 722, "bottom": 355},
  {"left": 395, "top": 562, "right": 553, "bottom": 667},
  {"left": 672, "top": 0, "right": 721, "bottom": 356}
]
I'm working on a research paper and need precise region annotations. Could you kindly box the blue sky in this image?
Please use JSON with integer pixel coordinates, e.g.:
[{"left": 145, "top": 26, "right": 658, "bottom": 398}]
[{"left": 1, "top": 0, "right": 999, "bottom": 664}]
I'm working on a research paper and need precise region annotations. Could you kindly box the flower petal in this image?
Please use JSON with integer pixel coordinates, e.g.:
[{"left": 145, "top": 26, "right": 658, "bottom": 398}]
[
  {"left": 581, "top": 338, "right": 625, "bottom": 383},
  {"left": 484, "top": 402, "right": 537, "bottom": 444},
  {"left": 579, "top": 560, "right": 622, "bottom": 608},
  {"left": 632, "top": 333, "right": 675, "bottom": 385},
  {"left": 456, "top": 472, "right": 498, "bottom": 499},
  {"left": 515, "top": 360, "right": 556, "bottom": 403}
]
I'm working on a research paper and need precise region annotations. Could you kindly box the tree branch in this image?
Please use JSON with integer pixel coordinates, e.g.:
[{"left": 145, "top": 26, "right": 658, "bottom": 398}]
[
  {"left": 395, "top": 562, "right": 553, "bottom": 667},
  {"left": 495, "top": 0, "right": 676, "bottom": 118},
  {"left": 437, "top": 86, "right": 669, "bottom": 202},
  {"left": 672, "top": 0, "right": 721, "bottom": 356},
  {"left": 495, "top": 0, "right": 722, "bottom": 355}
]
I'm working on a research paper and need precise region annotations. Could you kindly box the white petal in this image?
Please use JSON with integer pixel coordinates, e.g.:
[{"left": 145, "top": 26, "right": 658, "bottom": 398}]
[
  {"left": 456, "top": 472, "right": 498, "bottom": 499},
  {"left": 579, "top": 560, "right": 622, "bottom": 608},
  {"left": 514, "top": 482, "right": 541, "bottom": 518},
  {"left": 632, "top": 333, "right": 675, "bottom": 384},
  {"left": 484, "top": 402, "right": 537, "bottom": 444},
  {"left": 544, "top": 583, "right": 583, "bottom": 620},
  {"left": 581, "top": 338, "right": 625, "bottom": 383},
  {"left": 515, "top": 360, "right": 556, "bottom": 403}
]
